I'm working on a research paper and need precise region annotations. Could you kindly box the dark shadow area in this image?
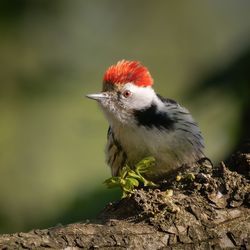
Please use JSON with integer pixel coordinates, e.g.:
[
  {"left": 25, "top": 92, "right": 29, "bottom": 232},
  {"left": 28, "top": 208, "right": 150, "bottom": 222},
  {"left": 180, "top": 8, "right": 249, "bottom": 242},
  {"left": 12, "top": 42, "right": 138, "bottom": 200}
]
[
  {"left": 0, "top": 0, "right": 60, "bottom": 22},
  {"left": 187, "top": 44, "right": 250, "bottom": 153}
]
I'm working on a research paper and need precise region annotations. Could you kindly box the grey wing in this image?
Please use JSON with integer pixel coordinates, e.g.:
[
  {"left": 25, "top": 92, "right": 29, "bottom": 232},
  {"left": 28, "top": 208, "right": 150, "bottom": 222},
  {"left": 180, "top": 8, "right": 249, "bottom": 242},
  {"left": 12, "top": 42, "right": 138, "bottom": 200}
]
[
  {"left": 158, "top": 93, "right": 205, "bottom": 158},
  {"left": 106, "top": 126, "right": 127, "bottom": 176}
]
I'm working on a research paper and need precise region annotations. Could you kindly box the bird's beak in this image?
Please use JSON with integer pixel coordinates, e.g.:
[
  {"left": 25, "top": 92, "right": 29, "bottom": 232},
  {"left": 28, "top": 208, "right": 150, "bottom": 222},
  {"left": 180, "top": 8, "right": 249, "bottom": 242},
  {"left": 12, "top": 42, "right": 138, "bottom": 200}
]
[{"left": 86, "top": 92, "right": 108, "bottom": 101}]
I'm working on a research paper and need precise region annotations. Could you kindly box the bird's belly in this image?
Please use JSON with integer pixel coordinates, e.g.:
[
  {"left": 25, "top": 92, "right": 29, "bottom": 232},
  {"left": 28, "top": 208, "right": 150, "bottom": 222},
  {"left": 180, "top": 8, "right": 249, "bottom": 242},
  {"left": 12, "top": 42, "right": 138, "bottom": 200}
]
[
  {"left": 115, "top": 127, "right": 167, "bottom": 167},
  {"left": 114, "top": 127, "right": 145, "bottom": 162},
  {"left": 115, "top": 126, "right": 195, "bottom": 176},
  {"left": 119, "top": 133, "right": 150, "bottom": 165}
]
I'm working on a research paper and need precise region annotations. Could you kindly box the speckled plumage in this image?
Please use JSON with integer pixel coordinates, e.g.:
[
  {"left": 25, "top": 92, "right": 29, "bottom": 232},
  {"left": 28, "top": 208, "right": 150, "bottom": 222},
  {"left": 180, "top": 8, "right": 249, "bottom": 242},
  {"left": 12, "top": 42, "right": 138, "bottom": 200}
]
[{"left": 87, "top": 60, "right": 205, "bottom": 180}]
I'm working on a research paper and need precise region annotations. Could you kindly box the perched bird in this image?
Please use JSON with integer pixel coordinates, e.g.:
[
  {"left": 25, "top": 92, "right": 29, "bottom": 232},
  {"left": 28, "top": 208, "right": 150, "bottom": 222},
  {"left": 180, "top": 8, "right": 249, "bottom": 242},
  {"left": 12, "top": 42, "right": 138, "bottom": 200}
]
[{"left": 87, "top": 60, "right": 204, "bottom": 180}]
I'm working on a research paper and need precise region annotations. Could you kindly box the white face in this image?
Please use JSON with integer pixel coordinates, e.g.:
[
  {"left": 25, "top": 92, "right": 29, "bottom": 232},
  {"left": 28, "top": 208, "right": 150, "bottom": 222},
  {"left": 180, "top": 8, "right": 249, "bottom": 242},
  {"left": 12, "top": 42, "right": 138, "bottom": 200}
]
[
  {"left": 118, "top": 83, "right": 155, "bottom": 110},
  {"left": 97, "top": 82, "right": 157, "bottom": 125}
]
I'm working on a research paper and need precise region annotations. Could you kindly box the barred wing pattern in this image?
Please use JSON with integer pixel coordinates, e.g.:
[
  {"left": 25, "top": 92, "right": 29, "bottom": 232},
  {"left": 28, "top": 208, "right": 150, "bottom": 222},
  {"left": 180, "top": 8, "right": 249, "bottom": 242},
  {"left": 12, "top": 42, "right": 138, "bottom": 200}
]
[{"left": 106, "top": 127, "right": 127, "bottom": 176}]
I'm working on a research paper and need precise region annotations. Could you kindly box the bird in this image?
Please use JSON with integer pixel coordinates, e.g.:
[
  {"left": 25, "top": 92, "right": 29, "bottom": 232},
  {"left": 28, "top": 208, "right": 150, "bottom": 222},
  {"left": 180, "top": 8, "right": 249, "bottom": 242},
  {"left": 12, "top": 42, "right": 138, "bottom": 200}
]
[{"left": 87, "top": 60, "right": 205, "bottom": 180}]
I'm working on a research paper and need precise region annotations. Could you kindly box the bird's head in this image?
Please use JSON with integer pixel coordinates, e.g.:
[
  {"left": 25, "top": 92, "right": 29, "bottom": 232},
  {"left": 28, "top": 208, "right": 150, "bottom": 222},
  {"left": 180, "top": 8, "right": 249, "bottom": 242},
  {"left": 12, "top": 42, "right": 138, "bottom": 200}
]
[{"left": 87, "top": 60, "right": 156, "bottom": 124}]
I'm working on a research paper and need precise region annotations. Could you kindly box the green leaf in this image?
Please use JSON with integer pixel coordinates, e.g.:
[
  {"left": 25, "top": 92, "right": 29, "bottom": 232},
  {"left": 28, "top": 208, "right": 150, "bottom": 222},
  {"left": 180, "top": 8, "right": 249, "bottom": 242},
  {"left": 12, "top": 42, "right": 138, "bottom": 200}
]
[
  {"left": 103, "top": 176, "right": 121, "bottom": 188},
  {"left": 121, "top": 191, "right": 130, "bottom": 199},
  {"left": 127, "top": 177, "right": 139, "bottom": 187},
  {"left": 103, "top": 156, "right": 157, "bottom": 198},
  {"left": 144, "top": 180, "right": 158, "bottom": 187},
  {"left": 135, "top": 156, "right": 156, "bottom": 173},
  {"left": 127, "top": 171, "right": 141, "bottom": 179},
  {"left": 122, "top": 179, "right": 134, "bottom": 193},
  {"left": 119, "top": 166, "right": 129, "bottom": 179}
]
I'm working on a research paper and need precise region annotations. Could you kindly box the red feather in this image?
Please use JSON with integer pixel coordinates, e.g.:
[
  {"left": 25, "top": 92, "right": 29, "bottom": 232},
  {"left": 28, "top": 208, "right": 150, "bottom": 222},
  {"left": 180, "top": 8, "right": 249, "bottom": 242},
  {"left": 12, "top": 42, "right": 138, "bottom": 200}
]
[{"left": 103, "top": 60, "right": 153, "bottom": 87}]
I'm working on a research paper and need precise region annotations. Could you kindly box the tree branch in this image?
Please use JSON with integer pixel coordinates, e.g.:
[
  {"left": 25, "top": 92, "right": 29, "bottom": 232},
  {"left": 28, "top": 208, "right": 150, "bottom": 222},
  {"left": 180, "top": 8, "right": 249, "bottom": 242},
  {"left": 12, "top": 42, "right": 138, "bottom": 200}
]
[{"left": 0, "top": 143, "right": 250, "bottom": 249}]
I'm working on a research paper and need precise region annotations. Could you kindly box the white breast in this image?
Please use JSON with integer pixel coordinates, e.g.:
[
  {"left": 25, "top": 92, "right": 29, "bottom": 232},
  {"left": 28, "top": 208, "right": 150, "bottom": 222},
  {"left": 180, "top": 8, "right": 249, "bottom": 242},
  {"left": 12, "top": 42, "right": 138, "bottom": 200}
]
[{"left": 112, "top": 120, "right": 203, "bottom": 177}]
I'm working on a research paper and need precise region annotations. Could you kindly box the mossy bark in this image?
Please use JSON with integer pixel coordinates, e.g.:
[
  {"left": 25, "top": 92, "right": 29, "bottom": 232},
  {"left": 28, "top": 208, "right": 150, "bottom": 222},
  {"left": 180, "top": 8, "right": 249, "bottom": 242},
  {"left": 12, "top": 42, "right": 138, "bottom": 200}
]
[{"left": 0, "top": 143, "right": 249, "bottom": 249}]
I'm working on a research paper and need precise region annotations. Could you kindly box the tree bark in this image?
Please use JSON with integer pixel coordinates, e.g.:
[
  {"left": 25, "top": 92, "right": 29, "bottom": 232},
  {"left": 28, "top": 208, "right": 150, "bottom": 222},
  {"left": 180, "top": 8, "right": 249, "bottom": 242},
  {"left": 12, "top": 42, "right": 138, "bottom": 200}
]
[{"left": 0, "top": 143, "right": 250, "bottom": 250}]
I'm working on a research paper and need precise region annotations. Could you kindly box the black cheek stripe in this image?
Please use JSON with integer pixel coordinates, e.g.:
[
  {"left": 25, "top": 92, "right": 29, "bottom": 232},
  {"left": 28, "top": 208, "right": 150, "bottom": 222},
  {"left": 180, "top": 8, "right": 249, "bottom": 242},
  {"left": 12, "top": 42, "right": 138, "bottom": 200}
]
[{"left": 133, "top": 104, "right": 175, "bottom": 130}]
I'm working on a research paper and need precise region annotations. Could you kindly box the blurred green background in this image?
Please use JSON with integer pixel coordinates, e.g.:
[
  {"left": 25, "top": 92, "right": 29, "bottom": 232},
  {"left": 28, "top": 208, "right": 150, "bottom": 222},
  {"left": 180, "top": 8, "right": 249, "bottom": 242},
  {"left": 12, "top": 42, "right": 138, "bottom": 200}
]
[{"left": 0, "top": 0, "right": 249, "bottom": 234}]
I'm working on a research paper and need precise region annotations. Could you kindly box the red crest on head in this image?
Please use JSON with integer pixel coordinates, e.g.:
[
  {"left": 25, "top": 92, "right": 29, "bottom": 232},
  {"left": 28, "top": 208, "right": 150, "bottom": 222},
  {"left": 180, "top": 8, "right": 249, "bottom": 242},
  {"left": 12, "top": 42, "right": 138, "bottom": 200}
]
[{"left": 103, "top": 60, "right": 153, "bottom": 87}]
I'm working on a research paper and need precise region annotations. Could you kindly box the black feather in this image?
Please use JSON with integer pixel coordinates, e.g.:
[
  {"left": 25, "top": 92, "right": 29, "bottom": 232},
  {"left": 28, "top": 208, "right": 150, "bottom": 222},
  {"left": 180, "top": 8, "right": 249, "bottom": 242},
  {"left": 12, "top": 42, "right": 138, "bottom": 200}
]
[
  {"left": 156, "top": 94, "right": 177, "bottom": 105},
  {"left": 134, "top": 102, "right": 175, "bottom": 130}
]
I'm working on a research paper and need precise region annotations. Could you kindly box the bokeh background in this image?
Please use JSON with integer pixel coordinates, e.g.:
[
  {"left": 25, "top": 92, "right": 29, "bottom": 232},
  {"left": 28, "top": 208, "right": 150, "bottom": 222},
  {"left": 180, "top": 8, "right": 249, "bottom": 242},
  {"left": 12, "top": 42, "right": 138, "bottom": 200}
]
[{"left": 0, "top": 0, "right": 249, "bottom": 234}]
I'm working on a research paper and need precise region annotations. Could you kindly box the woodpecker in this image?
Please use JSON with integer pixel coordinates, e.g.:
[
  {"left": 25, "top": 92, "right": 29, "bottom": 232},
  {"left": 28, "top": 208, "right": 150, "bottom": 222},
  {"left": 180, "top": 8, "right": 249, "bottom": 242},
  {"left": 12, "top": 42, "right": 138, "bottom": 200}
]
[{"left": 87, "top": 60, "right": 204, "bottom": 180}]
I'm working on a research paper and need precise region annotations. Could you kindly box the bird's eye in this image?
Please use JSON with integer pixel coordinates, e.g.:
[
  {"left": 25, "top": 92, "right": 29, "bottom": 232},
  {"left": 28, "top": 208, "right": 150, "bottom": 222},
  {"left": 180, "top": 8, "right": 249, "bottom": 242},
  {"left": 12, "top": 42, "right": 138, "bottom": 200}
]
[{"left": 122, "top": 90, "right": 132, "bottom": 98}]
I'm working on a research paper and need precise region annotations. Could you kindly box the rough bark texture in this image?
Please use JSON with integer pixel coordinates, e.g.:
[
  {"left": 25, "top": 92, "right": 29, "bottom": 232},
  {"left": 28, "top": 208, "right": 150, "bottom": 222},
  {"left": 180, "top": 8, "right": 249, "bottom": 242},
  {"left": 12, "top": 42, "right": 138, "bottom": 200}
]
[{"left": 0, "top": 143, "right": 250, "bottom": 249}]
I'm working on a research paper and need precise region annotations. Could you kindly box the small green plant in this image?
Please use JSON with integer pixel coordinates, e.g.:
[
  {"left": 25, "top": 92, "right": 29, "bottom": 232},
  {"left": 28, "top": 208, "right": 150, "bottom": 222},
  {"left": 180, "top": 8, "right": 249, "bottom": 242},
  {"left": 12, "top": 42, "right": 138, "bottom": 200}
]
[{"left": 104, "top": 156, "right": 157, "bottom": 198}]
